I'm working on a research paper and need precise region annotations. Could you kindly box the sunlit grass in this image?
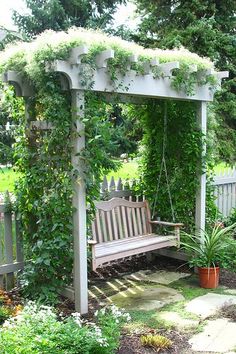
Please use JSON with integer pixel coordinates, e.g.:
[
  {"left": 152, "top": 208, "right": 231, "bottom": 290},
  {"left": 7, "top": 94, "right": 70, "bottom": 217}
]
[
  {"left": 0, "top": 161, "right": 234, "bottom": 193},
  {"left": 0, "top": 167, "right": 21, "bottom": 192},
  {"left": 107, "top": 160, "right": 139, "bottom": 180}
]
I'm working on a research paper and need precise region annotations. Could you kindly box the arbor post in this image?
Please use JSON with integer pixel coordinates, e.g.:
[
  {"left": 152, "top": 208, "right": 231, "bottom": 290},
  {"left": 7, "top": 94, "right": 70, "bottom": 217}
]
[
  {"left": 195, "top": 101, "right": 207, "bottom": 239},
  {"left": 71, "top": 89, "right": 88, "bottom": 314}
]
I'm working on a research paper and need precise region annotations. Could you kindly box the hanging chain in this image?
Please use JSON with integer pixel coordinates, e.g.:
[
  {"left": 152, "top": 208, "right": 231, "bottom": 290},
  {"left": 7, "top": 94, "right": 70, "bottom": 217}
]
[{"left": 152, "top": 101, "right": 175, "bottom": 221}]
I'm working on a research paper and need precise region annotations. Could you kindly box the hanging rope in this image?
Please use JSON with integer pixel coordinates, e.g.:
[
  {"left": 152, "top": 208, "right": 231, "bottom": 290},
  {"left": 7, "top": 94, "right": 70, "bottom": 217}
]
[{"left": 152, "top": 101, "right": 176, "bottom": 221}]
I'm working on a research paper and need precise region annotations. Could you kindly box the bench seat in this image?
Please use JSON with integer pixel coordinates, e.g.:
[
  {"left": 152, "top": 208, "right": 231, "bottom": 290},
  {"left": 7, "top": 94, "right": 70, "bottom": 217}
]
[
  {"left": 92, "top": 234, "right": 177, "bottom": 269},
  {"left": 90, "top": 197, "right": 182, "bottom": 270}
]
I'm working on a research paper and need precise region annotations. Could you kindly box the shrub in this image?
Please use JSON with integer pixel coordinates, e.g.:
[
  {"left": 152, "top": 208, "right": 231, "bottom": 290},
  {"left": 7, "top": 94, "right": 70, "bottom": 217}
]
[
  {"left": 140, "top": 334, "right": 172, "bottom": 351},
  {"left": 0, "top": 306, "right": 12, "bottom": 325},
  {"left": 0, "top": 302, "right": 130, "bottom": 354}
]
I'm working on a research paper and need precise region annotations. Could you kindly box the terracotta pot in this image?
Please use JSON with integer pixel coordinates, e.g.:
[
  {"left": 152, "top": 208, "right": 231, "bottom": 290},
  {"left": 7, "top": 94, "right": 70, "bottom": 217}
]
[{"left": 198, "top": 266, "right": 220, "bottom": 289}]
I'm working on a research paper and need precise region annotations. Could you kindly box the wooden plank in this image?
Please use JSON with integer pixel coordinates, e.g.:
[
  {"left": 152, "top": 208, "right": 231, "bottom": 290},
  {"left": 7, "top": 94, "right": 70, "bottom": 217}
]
[
  {"left": 141, "top": 207, "right": 147, "bottom": 234},
  {"left": 95, "top": 197, "right": 146, "bottom": 212},
  {"left": 116, "top": 206, "right": 123, "bottom": 239},
  {"left": 4, "top": 211, "right": 14, "bottom": 290},
  {"left": 0, "top": 262, "right": 24, "bottom": 275},
  {"left": 71, "top": 90, "right": 88, "bottom": 314},
  {"left": 49, "top": 61, "right": 217, "bottom": 102},
  {"left": 95, "top": 237, "right": 177, "bottom": 267},
  {"left": 100, "top": 210, "right": 108, "bottom": 242},
  {"left": 121, "top": 206, "right": 128, "bottom": 238},
  {"left": 213, "top": 176, "right": 236, "bottom": 185},
  {"left": 15, "top": 214, "right": 24, "bottom": 263},
  {"left": 195, "top": 101, "right": 207, "bottom": 238},
  {"left": 136, "top": 207, "right": 143, "bottom": 235},
  {"left": 111, "top": 209, "right": 118, "bottom": 240},
  {"left": 106, "top": 211, "right": 113, "bottom": 242},
  {"left": 100, "top": 190, "right": 133, "bottom": 199},
  {"left": 91, "top": 221, "right": 97, "bottom": 242},
  {"left": 95, "top": 212, "right": 103, "bottom": 243},
  {"left": 126, "top": 207, "right": 134, "bottom": 237},
  {"left": 131, "top": 208, "right": 138, "bottom": 236}
]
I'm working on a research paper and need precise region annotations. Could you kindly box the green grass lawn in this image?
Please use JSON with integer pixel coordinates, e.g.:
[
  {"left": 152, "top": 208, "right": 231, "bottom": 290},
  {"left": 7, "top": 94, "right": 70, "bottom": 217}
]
[
  {"left": 107, "top": 160, "right": 235, "bottom": 181},
  {"left": 107, "top": 160, "right": 139, "bottom": 180},
  {"left": 0, "top": 168, "right": 21, "bottom": 193},
  {"left": 0, "top": 161, "right": 234, "bottom": 193}
]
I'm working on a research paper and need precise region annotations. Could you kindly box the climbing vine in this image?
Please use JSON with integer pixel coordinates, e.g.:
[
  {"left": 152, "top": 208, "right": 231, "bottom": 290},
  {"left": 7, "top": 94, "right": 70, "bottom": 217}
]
[
  {"left": 0, "top": 28, "right": 220, "bottom": 302},
  {"left": 130, "top": 100, "right": 217, "bottom": 231}
]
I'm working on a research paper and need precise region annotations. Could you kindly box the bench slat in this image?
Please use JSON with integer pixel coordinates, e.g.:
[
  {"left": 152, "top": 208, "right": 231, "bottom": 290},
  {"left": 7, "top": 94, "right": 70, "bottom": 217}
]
[
  {"left": 132, "top": 208, "right": 138, "bottom": 236},
  {"left": 116, "top": 206, "right": 123, "bottom": 240},
  {"left": 95, "top": 197, "right": 146, "bottom": 211},
  {"left": 100, "top": 210, "right": 108, "bottom": 242},
  {"left": 95, "top": 212, "right": 103, "bottom": 243},
  {"left": 92, "top": 221, "right": 97, "bottom": 241},
  {"left": 95, "top": 235, "right": 177, "bottom": 258},
  {"left": 121, "top": 206, "right": 128, "bottom": 238},
  {"left": 106, "top": 211, "right": 113, "bottom": 242},
  {"left": 141, "top": 207, "right": 147, "bottom": 234},
  {"left": 111, "top": 209, "right": 119, "bottom": 240},
  {"left": 136, "top": 207, "right": 143, "bottom": 235},
  {"left": 127, "top": 207, "right": 134, "bottom": 237}
]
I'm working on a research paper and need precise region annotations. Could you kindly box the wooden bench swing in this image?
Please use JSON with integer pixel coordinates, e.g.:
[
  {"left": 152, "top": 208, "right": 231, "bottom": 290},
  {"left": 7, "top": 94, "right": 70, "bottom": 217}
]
[
  {"left": 89, "top": 197, "right": 183, "bottom": 270},
  {"left": 89, "top": 102, "right": 183, "bottom": 271}
]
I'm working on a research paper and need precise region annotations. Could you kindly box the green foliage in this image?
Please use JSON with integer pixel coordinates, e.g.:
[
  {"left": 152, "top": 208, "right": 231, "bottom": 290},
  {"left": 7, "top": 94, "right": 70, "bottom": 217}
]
[
  {"left": 226, "top": 208, "right": 236, "bottom": 227},
  {"left": 132, "top": 99, "right": 215, "bottom": 229},
  {"left": 0, "top": 306, "right": 12, "bottom": 325},
  {"left": 135, "top": 0, "right": 236, "bottom": 163},
  {"left": 0, "top": 303, "right": 130, "bottom": 354},
  {"left": 140, "top": 334, "right": 172, "bottom": 351},
  {"left": 0, "top": 27, "right": 219, "bottom": 301},
  {"left": 13, "top": 0, "right": 124, "bottom": 39},
  {"left": 181, "top": 223, "right": 236, "bottom": 268}
]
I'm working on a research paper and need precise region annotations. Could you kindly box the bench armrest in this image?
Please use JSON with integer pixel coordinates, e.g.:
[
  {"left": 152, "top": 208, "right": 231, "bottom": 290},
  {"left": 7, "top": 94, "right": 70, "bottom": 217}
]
[
  {"left": 88, "top": 240, "right": 97, "bottom": 245},
  {"left": 149, "top": 220, "right": 184, "bottom": 227}
]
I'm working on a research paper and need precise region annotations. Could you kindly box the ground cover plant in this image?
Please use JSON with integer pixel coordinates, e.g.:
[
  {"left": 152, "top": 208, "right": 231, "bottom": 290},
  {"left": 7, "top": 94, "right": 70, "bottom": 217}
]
[{"left": 0, "top": 302, "right": 131, "bottom": 354}]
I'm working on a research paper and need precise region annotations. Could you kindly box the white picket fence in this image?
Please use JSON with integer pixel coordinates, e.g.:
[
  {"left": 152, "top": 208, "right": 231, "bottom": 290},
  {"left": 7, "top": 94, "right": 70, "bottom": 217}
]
[
  {"left": 213, "top": 168, "right": 236, "bottom": 217},
  {"left": 102, "top": 170, "right": 236, "bottom": 218}
]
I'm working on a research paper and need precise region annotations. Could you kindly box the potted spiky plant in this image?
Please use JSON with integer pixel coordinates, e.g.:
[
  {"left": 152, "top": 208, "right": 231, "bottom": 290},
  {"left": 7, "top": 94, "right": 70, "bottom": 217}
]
[{"left": 181, "top": 223, "right": 236, "bottom": 288}]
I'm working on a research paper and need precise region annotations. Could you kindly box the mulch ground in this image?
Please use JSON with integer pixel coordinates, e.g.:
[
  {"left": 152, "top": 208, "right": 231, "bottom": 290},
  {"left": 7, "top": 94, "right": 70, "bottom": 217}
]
[{"left": 118, "top": 329, "right": 191, "bottom": 354}]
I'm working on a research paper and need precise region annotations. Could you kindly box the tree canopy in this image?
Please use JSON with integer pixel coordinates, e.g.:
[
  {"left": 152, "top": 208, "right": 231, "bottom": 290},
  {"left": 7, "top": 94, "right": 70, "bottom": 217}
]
[
  {"left": 13, "top": 0, "right": 124, "bottom": 39},
  {"left": 135, "top": 0, "right": 236, "bottom": 163}
]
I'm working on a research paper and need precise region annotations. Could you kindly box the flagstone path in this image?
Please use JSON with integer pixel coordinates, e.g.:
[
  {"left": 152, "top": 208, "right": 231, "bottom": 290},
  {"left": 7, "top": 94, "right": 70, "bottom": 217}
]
[{"left": 93, "top": 268, "right": 236, "bottom": 353}]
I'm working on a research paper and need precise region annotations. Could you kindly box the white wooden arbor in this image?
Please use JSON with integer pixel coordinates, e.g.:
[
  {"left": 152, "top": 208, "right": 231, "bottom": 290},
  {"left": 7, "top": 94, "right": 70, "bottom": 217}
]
[{"left": 2, "top": 45, "right": 228, "bottom": 314}]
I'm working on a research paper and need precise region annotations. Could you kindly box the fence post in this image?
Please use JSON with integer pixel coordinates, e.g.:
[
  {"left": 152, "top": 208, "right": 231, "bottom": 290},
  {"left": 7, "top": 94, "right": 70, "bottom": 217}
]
[
  {"left": 15, "top": 212, "right": 24, "bottom": 263},
  {"left": 0, "top": 207, "right": 3, "bottom": 288},
  {"left": 4, "top": 210, "right": 14, "bottom": 290}
]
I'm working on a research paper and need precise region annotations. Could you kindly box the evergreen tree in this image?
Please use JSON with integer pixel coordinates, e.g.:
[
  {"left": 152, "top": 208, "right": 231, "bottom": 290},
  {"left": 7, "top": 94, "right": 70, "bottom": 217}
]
[
  {"left": 135, "top": 0, "right": 236, "bottom": 163},
  {"left": 13, "top": 0, "right": 124, "bottom": 39}
]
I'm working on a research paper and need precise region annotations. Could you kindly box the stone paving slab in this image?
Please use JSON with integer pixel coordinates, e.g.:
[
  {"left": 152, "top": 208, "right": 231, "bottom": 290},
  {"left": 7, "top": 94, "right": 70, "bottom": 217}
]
[
  {"left": 109, "top": 284, "right": 184, "bottom": 311},
  {"left": 189, "top": 318, "right": 236, "bottom": 353},
  {"left": 186, "top": 293, "right": 236, "bottom": 319},
  {"left": 125, "top": 269, "right": 191, "bottom": 285},
  {"left": 159, "top": 311, "right": 199, "bottom": 329}
]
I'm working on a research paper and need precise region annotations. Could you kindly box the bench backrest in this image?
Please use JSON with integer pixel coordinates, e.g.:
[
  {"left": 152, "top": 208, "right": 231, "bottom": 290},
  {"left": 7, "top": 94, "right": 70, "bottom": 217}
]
[{"left": 92, "top": 197, "right": 152, "bottom": 243}]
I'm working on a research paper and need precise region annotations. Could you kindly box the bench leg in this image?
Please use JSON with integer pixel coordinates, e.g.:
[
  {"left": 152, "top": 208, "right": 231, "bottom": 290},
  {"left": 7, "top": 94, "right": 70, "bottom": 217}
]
[{"left": 92, "top": 258, "right": 97, "bottom": 272}]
